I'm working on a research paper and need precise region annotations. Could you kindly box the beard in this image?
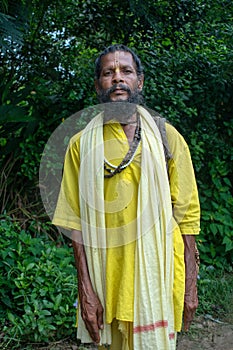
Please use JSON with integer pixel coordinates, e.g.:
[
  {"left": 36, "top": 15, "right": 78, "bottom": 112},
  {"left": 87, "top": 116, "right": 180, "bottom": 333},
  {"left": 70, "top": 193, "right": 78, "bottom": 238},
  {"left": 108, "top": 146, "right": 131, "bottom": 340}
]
[
  {"left": 97, "top": 84, "right": 144, "bottom": 123},
  {"left": 97, "top": 83, "right": 144, "bottom": 105}
]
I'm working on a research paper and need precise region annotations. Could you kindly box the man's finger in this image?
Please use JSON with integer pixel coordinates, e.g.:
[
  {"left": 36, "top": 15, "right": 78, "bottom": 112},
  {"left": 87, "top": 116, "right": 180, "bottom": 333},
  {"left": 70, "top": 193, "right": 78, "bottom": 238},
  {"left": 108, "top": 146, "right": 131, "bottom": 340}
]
[
  {"left": 85, "top": 319, "right": 100, "bottom": 344},
  {"left": 184, "top": 315, "right": 192, "bottom": 331},
  {"left": 97, "top": 305, "right": 104, "bottom": 330},
  {"left": 184, "top": 307, "right": 194, "bottom": 331}
]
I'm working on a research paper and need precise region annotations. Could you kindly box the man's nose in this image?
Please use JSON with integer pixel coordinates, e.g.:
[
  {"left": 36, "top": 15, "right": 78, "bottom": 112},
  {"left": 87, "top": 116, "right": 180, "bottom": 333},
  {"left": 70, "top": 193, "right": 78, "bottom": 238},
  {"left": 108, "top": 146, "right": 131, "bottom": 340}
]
[{"left": 112, "top": 70, "right": 124, "bottom": 83}]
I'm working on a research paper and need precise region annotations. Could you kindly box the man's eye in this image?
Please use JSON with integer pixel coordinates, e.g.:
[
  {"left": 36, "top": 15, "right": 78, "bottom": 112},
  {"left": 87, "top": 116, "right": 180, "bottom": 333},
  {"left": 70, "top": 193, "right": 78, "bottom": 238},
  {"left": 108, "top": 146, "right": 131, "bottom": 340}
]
[
  {"left": 123, "top": 69, "right": 133, "bottom": 74},
  {"left": 103, "top": 71, "right": 112, "bottom": 76}
]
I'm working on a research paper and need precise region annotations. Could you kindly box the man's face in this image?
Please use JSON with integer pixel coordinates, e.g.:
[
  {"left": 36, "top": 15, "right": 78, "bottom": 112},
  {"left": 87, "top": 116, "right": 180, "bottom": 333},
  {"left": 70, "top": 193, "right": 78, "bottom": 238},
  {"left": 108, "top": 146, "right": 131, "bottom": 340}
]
[{"left": 95, "top": 51, "right": 144, "bottom": 103}]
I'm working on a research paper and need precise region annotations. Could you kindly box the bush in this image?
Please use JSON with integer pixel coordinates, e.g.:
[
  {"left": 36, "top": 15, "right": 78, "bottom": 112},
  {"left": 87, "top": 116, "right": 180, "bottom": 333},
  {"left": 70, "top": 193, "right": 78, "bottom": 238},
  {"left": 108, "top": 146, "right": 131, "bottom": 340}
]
[
  {"left": 198, "top": 157, "right": 233, "bottom": 270},
  {"left": 197, "top": 265, "right": 233, "bottom": 320},
  {"left": 0, "top": 218, "right": 77, "bottom": 349},
  {"left": 1, "top": 0, "right": 232, "bottom": 272}
]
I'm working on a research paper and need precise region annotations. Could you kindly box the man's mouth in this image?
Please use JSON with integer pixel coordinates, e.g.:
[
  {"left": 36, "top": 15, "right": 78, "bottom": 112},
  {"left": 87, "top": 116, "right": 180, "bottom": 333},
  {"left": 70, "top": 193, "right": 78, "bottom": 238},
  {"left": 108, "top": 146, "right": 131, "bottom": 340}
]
[
  {"left": 112, "top": 88, "right": 127, "bottom": 94},
  {"left": 110, "top": 84, "right": 131, "bottom": 95}
]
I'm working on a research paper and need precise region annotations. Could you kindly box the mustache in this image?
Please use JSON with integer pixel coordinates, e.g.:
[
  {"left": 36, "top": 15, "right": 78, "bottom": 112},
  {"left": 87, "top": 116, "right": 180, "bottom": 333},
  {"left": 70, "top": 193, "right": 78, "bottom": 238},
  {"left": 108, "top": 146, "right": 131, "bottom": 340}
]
[{"left": 107, "top": 83, "right": 131, "bottom": 95}]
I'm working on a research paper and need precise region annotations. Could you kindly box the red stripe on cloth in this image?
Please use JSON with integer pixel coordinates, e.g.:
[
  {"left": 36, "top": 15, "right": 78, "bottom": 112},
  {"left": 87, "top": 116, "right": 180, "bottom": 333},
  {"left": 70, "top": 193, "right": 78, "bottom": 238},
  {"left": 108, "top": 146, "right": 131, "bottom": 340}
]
[
  {"left": 133, "top": 320, "right": 168, "bottom": 334},
  {"left": 169, "top": 332, "right": 175, "bottom": 340}
]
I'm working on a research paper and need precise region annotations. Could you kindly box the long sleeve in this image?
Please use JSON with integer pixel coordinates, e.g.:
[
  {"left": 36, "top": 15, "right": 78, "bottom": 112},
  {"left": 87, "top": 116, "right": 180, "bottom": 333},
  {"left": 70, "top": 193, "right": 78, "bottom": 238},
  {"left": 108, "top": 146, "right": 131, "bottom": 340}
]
[
  {"left": 166, "top": 123, "right": 200, "bottom": 235},
  {"left": 52, "top": 132, "right": 82, "bottom": 231}
]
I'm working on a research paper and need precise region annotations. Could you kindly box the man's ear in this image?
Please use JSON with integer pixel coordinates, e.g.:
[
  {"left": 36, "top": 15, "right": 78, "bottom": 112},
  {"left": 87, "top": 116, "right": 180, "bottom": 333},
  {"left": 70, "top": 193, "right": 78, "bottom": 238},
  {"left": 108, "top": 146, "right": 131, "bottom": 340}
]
[
  {"left": 95, "top": 79, "right": 100, "bottom": 94},
  {"left": 138, "top": 74, "right": 144, "bottom": 91}
]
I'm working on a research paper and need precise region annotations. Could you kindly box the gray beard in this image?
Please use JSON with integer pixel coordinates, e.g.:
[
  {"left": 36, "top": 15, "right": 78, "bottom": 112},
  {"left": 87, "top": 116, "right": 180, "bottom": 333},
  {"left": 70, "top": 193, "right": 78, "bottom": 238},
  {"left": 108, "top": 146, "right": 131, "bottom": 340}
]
[{"left": 99, "top": 102, "right": 138, "bottom": 124}]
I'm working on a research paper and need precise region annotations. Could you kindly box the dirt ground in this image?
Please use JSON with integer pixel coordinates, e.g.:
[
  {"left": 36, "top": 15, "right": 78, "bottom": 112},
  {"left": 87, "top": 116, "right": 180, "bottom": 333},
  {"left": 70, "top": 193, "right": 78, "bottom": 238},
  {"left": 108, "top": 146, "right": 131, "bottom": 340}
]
[
  {"left": 34, "top": 315, "right": 233, "bottom": 350},
  {"left": 177, "top": 315, "right": 233, "bottom": 350}
]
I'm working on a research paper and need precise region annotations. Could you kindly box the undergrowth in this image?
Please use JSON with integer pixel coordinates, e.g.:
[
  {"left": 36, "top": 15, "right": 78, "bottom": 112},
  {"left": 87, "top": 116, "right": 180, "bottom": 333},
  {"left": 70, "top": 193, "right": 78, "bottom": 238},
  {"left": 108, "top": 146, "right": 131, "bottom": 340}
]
[
  {"left": 0, "top": 216, "right": 232, "bottom": 349},
  {"left": 0, "top": 217, "right": 77, "bottom": 350},
  {"left": 197, "top": 265, "right": 233, "bottom": 322}
]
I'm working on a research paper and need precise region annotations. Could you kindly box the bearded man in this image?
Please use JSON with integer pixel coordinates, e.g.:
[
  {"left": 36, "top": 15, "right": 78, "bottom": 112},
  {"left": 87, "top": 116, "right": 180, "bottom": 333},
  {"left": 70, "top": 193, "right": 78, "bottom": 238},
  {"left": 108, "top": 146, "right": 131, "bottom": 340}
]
[{"left": 52, "top": 44, "right": 200, "bottom": 350}]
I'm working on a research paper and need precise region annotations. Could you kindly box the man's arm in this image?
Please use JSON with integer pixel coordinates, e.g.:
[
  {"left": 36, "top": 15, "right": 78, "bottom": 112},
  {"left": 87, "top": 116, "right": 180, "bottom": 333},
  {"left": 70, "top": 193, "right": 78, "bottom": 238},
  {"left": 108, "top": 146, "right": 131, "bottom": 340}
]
[
  {"left": 182, "top": 234, "right": 198, "bottom": 331},
  {"left": 72, "top": 230, "right": 104, "bottom": 344},
  {"left": 166, "top": 123, "right": 200, "bottom": 331}
]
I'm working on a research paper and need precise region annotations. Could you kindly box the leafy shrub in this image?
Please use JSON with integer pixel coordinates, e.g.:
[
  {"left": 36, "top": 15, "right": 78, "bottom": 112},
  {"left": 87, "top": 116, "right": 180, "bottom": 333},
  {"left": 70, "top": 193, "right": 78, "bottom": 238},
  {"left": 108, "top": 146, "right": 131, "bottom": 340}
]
[
  {"left": 197, "top": 265, "right": 233, "bottom": 320},
  {"left": 139, "top": 40, "right": 233, "bottom": 271},
  {"left": 198, "top": 158, "right": 233, "bottom": 270},
  {"left": 0, "top": 218, "right": 77, "bottom": 349}
]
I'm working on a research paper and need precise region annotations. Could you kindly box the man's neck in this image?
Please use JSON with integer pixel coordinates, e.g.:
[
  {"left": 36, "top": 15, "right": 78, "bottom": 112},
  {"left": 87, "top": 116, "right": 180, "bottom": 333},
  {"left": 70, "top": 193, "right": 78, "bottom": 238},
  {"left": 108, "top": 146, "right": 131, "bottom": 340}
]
[
  {"left": 121, "top": 113, "right": 139, "bottom": 144},
  {"left": 122, "top": 123, "right": 137, "bottom": 144}
]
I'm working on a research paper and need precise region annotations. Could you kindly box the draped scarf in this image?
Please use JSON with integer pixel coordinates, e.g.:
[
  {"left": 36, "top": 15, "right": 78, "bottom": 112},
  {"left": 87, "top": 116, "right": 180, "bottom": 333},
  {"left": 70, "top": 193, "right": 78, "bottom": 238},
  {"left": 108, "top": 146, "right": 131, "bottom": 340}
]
[{"left": 76, "top": 105, "right": 176, "bottom": 350}]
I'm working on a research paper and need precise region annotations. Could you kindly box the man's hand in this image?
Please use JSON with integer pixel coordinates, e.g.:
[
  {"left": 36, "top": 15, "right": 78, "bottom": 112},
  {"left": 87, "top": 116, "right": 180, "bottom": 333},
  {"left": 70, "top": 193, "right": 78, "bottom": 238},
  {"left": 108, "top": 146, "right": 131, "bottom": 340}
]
[
  {"left": 79, "top": 288, "right": 104, "bottom": 344},
  {"left": 183, "top": 279, "right": 198, "bottom": 331},
  {"left": 72, "top": 230, "right": 104, "bottom": 344},
  {"left": 182, "top": 235, "right": 199, "bottom": 331}
]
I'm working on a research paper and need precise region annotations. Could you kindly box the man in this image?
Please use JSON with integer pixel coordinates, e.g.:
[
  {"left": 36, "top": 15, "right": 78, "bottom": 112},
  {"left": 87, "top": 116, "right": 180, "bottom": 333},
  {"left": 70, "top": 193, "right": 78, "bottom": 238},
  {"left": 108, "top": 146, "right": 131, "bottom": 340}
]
[{"left": 53, "top": 44, "right": 200, "bottom": 350}]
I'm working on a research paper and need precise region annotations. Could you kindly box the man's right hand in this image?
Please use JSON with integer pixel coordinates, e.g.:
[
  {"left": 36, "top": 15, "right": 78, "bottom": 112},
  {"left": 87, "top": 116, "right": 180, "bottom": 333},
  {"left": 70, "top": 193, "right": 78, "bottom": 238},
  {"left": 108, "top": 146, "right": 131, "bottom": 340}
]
[
  {"left": 72, "top": 230, "right": 104, "bottom": 344},
  {"left": 79, "top": 288, "right": 104, "bottom": 344}
]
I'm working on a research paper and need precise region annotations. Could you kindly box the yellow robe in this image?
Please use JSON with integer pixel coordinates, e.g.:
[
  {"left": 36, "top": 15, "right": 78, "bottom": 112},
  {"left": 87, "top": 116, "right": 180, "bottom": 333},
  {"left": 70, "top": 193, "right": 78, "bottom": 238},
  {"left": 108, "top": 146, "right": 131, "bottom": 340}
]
[{"left": 52, "top": 120, "right": 200, "bottom": 332}]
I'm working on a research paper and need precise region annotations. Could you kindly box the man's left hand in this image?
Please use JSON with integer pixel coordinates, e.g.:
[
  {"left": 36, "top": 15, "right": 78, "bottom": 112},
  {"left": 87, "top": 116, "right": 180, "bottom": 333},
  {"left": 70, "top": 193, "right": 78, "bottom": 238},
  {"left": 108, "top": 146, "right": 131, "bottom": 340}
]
[
  {"left": 182, "top": 235, "right": 199, "bottom": 331},
  {"left": 183, "top": 282, "right": 198, "bottom": 331}
]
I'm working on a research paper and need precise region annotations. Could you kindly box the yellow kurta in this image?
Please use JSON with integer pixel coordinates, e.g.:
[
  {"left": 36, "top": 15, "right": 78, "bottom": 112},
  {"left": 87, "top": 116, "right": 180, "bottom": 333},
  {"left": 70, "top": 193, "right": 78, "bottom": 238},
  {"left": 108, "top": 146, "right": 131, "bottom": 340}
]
[
  {"left": 104, "top": 123, "right": 141, "bottom": 324},
  {"left": 52, "top": 119, "right": 200, "bottom": 331}
]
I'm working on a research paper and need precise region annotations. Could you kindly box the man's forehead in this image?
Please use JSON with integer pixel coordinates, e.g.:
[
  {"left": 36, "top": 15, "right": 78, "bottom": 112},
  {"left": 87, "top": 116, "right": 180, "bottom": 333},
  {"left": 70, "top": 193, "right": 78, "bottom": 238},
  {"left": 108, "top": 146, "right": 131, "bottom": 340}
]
[{"left": 100, "top": 51, "right": 135, "bottom": 68}]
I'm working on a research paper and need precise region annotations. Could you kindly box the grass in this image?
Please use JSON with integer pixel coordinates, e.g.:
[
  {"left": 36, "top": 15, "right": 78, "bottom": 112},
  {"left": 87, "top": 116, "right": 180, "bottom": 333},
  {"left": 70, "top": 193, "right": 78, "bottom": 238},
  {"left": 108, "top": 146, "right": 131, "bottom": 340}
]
[{"left": 197, "top": 265, "right": 233, "bottom": 322}]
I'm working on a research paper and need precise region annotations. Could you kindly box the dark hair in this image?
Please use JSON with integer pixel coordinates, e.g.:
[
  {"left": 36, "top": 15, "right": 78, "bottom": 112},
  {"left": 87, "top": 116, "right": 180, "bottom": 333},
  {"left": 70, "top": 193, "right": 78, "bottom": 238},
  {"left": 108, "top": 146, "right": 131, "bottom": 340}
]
[{"left": 95, "top": 44, "right": 144, "bottom": 80}]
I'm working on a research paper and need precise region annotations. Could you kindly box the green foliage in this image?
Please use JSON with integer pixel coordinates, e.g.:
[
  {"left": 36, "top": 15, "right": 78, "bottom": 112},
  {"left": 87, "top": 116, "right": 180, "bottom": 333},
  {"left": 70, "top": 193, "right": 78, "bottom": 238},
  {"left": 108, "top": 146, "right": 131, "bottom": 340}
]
[
  {"left": 0, "top": 0, "right": 30, "bottom": 52},
  {"left": 0, "top": 2, "right": 232, "bottom": 347},
  {"left": 0, "top": 0, "right": 232, "bottom": 267},
  {"left": 198, "top": 168, "right": 233, "bottom": 269},
  {"left": 136, "top": 21, "right": 233, "bottom": 269},
  {"left": 17, "top": 125, "right": 50, "bottom": 181},
  {"left": 197, "top": 265, "right": 233, "bottom": 319},
  {"left": 0, "top": 218, "right": 77, "bottom": 349}
]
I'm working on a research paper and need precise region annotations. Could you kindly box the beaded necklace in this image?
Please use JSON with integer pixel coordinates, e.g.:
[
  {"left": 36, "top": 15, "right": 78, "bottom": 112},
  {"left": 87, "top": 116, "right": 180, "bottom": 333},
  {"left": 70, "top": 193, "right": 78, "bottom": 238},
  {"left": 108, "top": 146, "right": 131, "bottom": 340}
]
[{"left": 104, "top": 116, "right": 141, "bottom": 178}]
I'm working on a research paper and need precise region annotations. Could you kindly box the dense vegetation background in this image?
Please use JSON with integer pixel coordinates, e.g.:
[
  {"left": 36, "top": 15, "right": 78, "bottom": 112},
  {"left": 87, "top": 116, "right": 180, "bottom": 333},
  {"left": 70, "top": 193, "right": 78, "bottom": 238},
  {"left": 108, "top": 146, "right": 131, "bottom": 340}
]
[{"left": 0, "top": 0, "right": 232, "bottom": 348}]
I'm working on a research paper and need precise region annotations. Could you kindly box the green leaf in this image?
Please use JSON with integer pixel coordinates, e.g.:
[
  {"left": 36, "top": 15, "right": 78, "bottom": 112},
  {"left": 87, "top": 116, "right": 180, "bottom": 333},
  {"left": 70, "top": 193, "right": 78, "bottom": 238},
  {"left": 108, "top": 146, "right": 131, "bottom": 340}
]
[
  {"left": 223, "top": 237, "right": 233, "bottom": 252},
  {"left": 39, "top": 310, "right": 51, "bottom": 316},
  {"left": 7, "top": 311, "right": 16, "bottom": 324},
  {"left": 47, "top": 324, "right": 56, "bottom": 330},
  {"left": 38, "top": 322, "right": 44, "bottom": 333},
  {"left": 54, "top": 293, "right": 63, "bottom": 310},
  {"left": 210, "top": 243, "right": 216, "bottom": 258},
  {"left": 223, "top": 177, "right": 232, "bottom": 187},
  {"left": 210, "top": 223, "right": 217, "bottom": 235},
  {"left": 26, "top": 262, "right": 35, "bottom": 271}
]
